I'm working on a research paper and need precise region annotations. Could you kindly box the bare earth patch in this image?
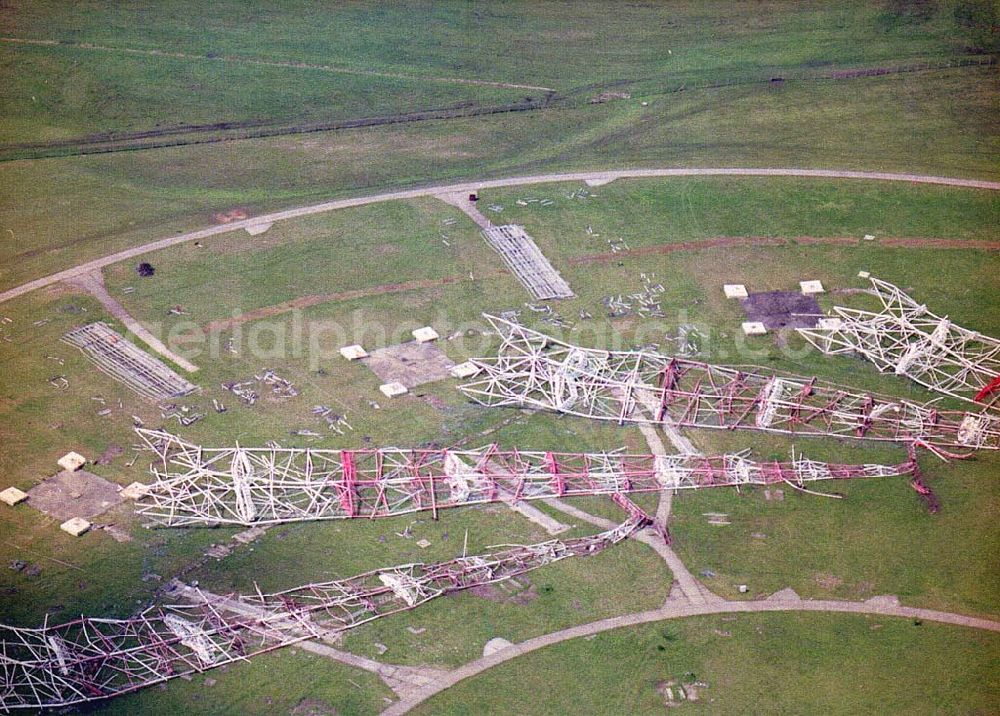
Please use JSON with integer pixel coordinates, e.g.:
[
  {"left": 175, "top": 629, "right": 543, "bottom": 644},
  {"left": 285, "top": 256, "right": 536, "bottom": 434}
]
[
  {"left": 362, "top": 342, "right": 456, "bottom": 389},
  {"left": 26, "top": 470, "right": 122, "bottom": 521}
]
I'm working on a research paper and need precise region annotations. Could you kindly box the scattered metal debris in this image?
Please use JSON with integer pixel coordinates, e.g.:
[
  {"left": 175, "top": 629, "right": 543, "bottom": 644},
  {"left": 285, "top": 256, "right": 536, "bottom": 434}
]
[
  {"left": 255, "top": 369, "right": 299, "bottom": 399},
  {"left": 222, "top": 380, "right": 258, "bottom": 405},
  {"left": 312, "top": 405, "right": 353, "bottom": 434},
  {"left": 602, "top": 273, "right": 665, "bottom": 318}
]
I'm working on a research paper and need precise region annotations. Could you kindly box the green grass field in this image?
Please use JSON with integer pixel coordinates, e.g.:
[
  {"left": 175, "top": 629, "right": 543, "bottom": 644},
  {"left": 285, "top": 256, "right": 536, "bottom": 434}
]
[
  {"left": 413, "top": 613, "right": 1000, "bottom": 715},
  {"left": 0, "top": 2, "right": 997, "bottom": 713}
]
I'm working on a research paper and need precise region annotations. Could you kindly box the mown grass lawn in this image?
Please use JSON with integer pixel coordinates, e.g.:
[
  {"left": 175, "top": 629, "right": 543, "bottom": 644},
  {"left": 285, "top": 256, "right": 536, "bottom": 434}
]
[{"left": 414, "top": 612, "right": 1000, "bottom": 715}]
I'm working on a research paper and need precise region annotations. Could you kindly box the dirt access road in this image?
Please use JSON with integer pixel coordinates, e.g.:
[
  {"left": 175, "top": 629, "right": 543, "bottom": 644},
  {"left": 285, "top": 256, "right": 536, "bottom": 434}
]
[{"left": 2, "top": 167, "right": 998, "bottom": 306}]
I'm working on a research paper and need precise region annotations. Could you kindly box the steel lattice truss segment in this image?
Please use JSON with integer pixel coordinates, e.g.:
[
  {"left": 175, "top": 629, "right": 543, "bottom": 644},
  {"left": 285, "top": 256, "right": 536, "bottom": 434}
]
[
  {"left": 458, "top": 315, "right": 1000, "bottom": 451},
  {"left": 797, "top": 277, "right": 1000, "bottom": 406},
  {"left": 133, "top": 429, "right": 918, "bottom": 528},
  {"left": 0, "top": 515, "right": 645, "bottom": 711}
]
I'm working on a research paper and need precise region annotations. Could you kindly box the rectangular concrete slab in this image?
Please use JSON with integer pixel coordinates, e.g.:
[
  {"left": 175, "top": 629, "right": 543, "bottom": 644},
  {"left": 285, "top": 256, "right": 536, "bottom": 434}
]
[
  {"left": 0, "top": 487, "right": 28, "bottom": 506},
  {"left": 57, "top": 451, "right": 87, "bottom": 472},
  {"left": 339, "top": 344, "right": 368, "bottom": 361},
  {"left": 800, "top": 280, "right": 825, "bottom": 295},
  {"left": 121, "top": 482, "right": 149, "bottom": 500},
  {"left": 379, "top": 381, "right": 409, "bottom": 398},
  {"left": 412, "top": 326, "right": 440, "bottom": 343},
  {"left": 723, "top": 284, "right": 748, "bottom": 299},
  {"left": 60, "top": 517, "right": 91, "bottom": 537},
  {"left": 742, "top": 321, "right": 767, "bottom": 336},
  {"left": 449, "top": 361, "right": 481, "bottom": 379}
]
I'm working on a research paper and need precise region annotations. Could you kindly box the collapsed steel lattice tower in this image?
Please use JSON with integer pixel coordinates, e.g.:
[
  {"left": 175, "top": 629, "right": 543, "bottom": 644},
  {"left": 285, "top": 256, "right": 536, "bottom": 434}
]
[
  {"left": 458, "top": 315, "right": 999, "bottom": 451},
  {"left": 0, "top": 515, "right": 645, "bottom": 710},
  {"left": 134, "top": 429, "right": 920, "bottom": 527},
  {"left": 797, "top": 277, "right": 1000, "bottom": 406}
]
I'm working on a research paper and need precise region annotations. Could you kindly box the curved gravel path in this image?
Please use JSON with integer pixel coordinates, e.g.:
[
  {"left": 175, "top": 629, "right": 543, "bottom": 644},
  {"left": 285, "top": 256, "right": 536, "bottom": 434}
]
[
  {"left": 2, "top": 167, "right": 997, "bottom": 305},
  {"left": 383, "top": 596, "right": 1000, "bottom": 715}
]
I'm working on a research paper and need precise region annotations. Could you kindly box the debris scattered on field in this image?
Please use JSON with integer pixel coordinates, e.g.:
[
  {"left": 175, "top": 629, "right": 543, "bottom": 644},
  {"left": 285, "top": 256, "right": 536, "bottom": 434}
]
[
  {"left": 406, "top": 626, "right": 426, "bottom": 635},
  {"left": 486, "top": 204, "right": 504, "bottom": 213},
  {"left": 222, "top": 380, "right": 258, "bottom": 405},
  {"left": 606, "top": 235, "right": 629, "bottom": 254},
  {"left": 256, "top": 369, "right": 298, "bottom": 399},
  {"left": 567, "top": 186, "right": 593, "bottom": 200},
  {"left": 167, "top": 306, "right": 189, "bottom": 316},
  {"left": 32, "top": 319, "right": 50, "bottom": 327},
  {"left": 159, "top": 403, "right": 205, "bottom": 426},
  {"left": 664, "top": 324, "right": 703, "bottom": 357},
  {"left": 441, "top": 218, "right": 457, "bottom": 227},
  {"left": 602, "top": 273, "right": 665, "bottom": 318},
  {"left": 48, "top": 375, "right": 69, "bottom": 390},
  {"left": 312, "top": 405, "right": 353, "bottom": 434},
  {"left": 291, "top": 429, "right": 321, "bottom": 439},
  {"left": 212, "top": 399, "right": 227, "bottom": 413},
  {"left": 45, "top": 355, "right": 64, "bottom": 365}
]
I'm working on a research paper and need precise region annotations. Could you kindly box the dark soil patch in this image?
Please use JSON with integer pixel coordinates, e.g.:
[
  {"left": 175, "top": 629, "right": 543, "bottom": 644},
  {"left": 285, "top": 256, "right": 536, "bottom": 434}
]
[
  {"left": 95, "top": 443, "right": 124, "bottom": 465},
  {"left": 741, "top": 290, "right": 821, "bottom": 330}
]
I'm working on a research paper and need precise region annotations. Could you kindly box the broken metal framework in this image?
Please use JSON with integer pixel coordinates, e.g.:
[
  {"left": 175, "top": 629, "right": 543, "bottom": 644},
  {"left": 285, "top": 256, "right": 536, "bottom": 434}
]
[
  {"left": 458, "top": 315, "right": 1000, "bottom": 452},
  {"left": 134, "top": 429, "right": 919, "bottom": 527},
  {"left": 62, "top": 322, "right": 197, "bottom": 401},
  {"left": 0, "top": 517, "right": 644, "bottom": 710},
  {"left": 797, "top": 277, "right": 1000, "bottom": 406},
  {"left": 481, "top": 225, "right": 574, "bottom": 300}
]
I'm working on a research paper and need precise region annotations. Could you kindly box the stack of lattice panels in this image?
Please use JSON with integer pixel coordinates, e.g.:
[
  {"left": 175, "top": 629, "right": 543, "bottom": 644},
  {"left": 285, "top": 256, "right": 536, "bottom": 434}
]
[
  {"left": 62, "top": 322, "right": 197, "bottom": 401},
  {"left": 481, "top": 224, "right": 574, "bottom": 300}
]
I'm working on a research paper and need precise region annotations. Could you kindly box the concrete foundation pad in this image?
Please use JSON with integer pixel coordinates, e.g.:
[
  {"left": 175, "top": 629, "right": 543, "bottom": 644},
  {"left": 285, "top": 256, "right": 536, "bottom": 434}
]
[
  {"left": 340, "top": 344, "right": 368, "bottom": 361},
  {"left": 412, "top": 327, "right": 439, "bottom": 343},
  {"left": 28, "top": 470, "right": 123, "bottom": 521},
  {"left": 57, "top": 451, "right": 87, "bottom": 472},
  {"left": 379, "top": 382, "right": 409, "bottom": 398},
  {"left": 742, "top": 321, "right": 767, "bottom": 336},
  {"left": 723, "top": 284, "right": 748, "bottom": 299},
  {"left": 449, "top": 361, "right": 480, "bottom": 379},
  {"left": 121, "top": 482, "right": 149, "bottom": 500},
  {"left": 60, "top": 517, "right": 92, "bottom": 537},
  {"left": 0, "top": 487, "right": 28, "bottom": 506},
  {"left": 364, "top": 342, "right": 456, "bottom": 389},
  {"left": 800, "top": 280, "right": 825, "bottom": 295}
]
